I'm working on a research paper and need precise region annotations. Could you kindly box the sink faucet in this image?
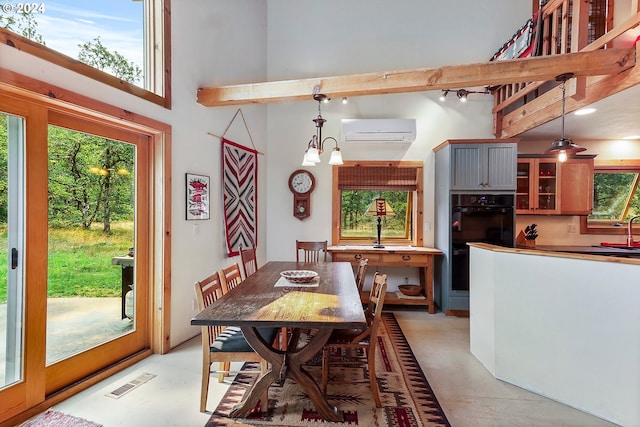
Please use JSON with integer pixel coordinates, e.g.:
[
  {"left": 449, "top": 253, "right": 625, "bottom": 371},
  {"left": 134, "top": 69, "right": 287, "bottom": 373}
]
[{"left": 628, "top": 215, "right": 640, "bottom": 247}]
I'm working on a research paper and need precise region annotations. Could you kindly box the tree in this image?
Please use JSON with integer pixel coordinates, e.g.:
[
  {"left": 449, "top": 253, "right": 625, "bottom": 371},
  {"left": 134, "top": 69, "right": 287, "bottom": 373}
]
[
  {"left": 2, "top": 14, "right": 141, "bottom": 233},
  {"left": 73, "top": 38, "right": 140, "bottom": 232},
  {"left": 78, "top": 37, "right": 142, "bottom": 84},
  {"left": 48, "top": 127, "right": 134, "bottom": 232},
  {"left": 0, "top": 11, "right": 46, "bottom": 44}
]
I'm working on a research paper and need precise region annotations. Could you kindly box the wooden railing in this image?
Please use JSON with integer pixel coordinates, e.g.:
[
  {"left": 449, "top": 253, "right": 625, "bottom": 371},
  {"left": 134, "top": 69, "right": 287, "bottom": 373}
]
[{"left": 493, "top": 0, "right": 640, "bottom": 138}]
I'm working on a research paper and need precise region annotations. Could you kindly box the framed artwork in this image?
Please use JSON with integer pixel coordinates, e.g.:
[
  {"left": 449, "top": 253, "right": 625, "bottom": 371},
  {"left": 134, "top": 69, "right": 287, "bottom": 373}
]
[{"left": 186, "top": 173, "right": 210, "bottom": 220}]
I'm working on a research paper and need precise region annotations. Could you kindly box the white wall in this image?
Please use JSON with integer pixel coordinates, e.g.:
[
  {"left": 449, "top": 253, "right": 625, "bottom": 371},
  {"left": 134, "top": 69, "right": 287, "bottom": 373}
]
[
  {"left": 0, "top": 0, "right": 270, "bottom": 347},
  {"left": 0, "top": 0, "right": 533, "bottom": 347},
  {"left": 264, "top": 0, "right": 531, "bottom": 263},
  {"left": 169, "top": 0, "right": 268, "bottom": 346}
]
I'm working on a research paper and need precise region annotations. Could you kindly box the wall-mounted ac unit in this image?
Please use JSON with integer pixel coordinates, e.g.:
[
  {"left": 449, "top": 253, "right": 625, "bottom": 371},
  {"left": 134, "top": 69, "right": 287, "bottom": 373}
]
[{"left": 341, "top": 118, "right": 416, "bottom": 143}]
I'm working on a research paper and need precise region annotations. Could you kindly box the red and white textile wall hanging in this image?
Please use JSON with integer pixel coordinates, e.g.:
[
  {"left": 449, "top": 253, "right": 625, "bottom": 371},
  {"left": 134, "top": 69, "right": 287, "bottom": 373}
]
[{"left": 222, "top": 137, "right": 258, "bottom": 256}]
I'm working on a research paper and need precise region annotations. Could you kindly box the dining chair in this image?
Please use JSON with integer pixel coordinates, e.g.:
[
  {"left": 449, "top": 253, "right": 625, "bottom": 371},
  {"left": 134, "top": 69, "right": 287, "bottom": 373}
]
[
  {"left": 239, "top": 245, "right": 258, "bottom": 279},
  {"left": 194, "top": 271, "right": 277, "bottom": 412},
  {"left": 219, "top": 262, "right": 244, "bottom": 293},
  {"left": 321, "top": 272, "right": 387, "bottom": 407},
  {"left": 218, "top": 262, "right": 247, "bottom": 375},
  {"left": 354, "top": 258, "right": 369, "bottom": 293},
  {"left": 296, "top": 240, "right": 328, "bottom": 262}
]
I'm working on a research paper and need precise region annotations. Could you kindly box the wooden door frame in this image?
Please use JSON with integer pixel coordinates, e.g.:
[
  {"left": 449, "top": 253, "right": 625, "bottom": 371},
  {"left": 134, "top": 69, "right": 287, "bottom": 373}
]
[{"left": 0, "top": 69, "right": 172, "bottom": 426}]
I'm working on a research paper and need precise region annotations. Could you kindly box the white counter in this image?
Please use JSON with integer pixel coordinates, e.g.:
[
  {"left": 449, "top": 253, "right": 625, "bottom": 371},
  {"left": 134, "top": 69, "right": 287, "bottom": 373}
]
[{"left": 468, "top": 243, "right": 640, "bottom": 426}]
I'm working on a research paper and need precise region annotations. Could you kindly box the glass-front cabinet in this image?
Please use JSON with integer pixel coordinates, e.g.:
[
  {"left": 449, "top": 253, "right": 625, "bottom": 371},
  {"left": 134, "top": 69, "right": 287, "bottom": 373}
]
[{"left": 516, "top": 158, "right": 559, "bottom": 214}]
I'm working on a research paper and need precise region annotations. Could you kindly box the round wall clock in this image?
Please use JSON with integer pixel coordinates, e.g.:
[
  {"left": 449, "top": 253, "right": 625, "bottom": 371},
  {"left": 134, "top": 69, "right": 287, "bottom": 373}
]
[{"left": 288, "top": 169, "right": 315, "bottom": 220}]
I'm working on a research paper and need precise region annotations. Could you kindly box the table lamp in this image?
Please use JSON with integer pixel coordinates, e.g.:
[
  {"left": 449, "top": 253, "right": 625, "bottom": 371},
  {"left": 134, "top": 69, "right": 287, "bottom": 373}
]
[{"left": 365, "top": 198, "right": 396, "bottom": 248}]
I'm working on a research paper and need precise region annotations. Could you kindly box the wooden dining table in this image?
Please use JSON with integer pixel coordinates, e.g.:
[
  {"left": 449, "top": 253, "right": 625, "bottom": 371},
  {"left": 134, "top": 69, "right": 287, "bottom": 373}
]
[{"left": 190, "top": 261, "right": 367, "bottom": 422}]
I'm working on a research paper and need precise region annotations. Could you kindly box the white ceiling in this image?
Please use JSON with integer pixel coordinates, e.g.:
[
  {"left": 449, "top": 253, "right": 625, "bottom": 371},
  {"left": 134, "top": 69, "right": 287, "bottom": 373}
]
[{"left": 518, "top": 84, "right": 640, "bottom": 141}]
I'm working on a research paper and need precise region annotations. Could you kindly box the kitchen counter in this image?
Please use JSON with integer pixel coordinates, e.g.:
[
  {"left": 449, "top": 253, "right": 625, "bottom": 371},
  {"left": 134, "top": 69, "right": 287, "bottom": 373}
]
[
  {"left": 468, "top": 242, "right": 640, "bottom": 426},
  {"left": 535, "top": 244, "right": 640, "bottom": 257},
  {"left": 468, "top": 242, "right": 640, "bottom": 265}
]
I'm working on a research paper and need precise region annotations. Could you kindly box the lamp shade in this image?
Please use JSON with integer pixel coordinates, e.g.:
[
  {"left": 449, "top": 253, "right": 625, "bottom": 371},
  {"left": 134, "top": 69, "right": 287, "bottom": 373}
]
[
  {"left": 365, "top": 198, "right": 396, "bottom": 217},
  {"left": 305, "top": 147, "right": 320, "bottom": 164},
  {"left": 544, "top": 137, "right": 586, "bottom": 155},
  {"left": 328, "top": 148, "right": 343, "bottom": 165},
  {"left": 301, "top": 152, "right": 316, "bottom": 166}
]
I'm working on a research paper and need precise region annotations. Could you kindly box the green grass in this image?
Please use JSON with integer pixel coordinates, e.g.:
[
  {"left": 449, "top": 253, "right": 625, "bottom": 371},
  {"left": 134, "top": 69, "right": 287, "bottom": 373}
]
[{"left": 0, "top": 223, "right": 134, "bottom": 303}]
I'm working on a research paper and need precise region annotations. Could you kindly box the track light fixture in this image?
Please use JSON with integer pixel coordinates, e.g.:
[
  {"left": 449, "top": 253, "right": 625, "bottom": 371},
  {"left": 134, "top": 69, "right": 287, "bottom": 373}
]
[{"left": 439, "top": 88, "right": 490, "bottom": 103}]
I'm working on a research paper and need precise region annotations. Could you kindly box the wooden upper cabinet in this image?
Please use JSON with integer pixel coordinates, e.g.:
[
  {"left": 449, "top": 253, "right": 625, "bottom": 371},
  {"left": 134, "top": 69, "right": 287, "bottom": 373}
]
[
  {"left": 517, "top": 156, "right": 594, "bottom": 215},
  {"left": 516, "top": 158, "right": 559, "bottom": 214},
  {"left": 559, "top": 158, "right": 594, "bottom": 215}
]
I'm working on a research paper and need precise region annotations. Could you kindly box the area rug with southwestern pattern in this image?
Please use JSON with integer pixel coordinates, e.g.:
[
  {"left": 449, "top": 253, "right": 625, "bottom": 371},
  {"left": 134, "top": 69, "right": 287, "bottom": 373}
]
[
  {"left": 206, "top": 312, "right": 450, "bottom": 427},
  {"left": 20, "top": 410, "right": 102, "bottom": 427}
]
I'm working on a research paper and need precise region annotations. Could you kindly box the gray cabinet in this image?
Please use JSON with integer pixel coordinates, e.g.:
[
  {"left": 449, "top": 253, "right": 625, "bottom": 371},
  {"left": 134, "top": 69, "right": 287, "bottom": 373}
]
[
  {"left": 450, "top": 143, "right": 517, "bottom": 191},
  {"left": 433, "top": 139, "right": 518, "bottom": 315}
]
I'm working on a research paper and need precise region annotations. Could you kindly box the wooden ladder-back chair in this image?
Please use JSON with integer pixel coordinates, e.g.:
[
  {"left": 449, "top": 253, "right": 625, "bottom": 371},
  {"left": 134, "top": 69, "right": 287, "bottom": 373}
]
[
  {"left": 321, "top": 272, "right": 387, "bottom": 407},
  {"left": 219, "top": 262, "right": 244, "bottom": 293},
  {"left": 355, "top": 258, "right": 369, "bottom": 293},
  {"left": 194, "top": 271, "right": 277, "bottom": 412},
  {"left": 239, "top": 245, "right": 258, "bottom": 279},
  {"left": 296, "top": 240, "right": 328, "bottom": 262}
]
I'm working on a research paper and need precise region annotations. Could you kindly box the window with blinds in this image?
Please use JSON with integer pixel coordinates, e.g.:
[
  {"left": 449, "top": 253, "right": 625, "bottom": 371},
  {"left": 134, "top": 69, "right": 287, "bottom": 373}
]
[
  {"left": 337, "top": 164, "right": 420, "bottom": 190},
  {"left": 332, "top": 161, "right": 423, "bottom": 246}
]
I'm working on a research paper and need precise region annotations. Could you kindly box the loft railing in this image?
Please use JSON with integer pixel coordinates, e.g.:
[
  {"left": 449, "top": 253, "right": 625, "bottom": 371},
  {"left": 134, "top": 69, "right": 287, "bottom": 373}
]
[{"left": 493, "top": 0, "right": 640, "bottom": 137}]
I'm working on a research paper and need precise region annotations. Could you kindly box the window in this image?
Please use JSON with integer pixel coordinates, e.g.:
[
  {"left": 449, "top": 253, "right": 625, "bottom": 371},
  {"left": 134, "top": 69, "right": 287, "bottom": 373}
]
[
  {"left": 580, "top": 161, "right": 640, "bottom": 234},
  {"left": 332, "top": 161, "right": 423, "bottom": 246},
  {"left": 0, "top": 0, "right": 170, "bottom": 108}
]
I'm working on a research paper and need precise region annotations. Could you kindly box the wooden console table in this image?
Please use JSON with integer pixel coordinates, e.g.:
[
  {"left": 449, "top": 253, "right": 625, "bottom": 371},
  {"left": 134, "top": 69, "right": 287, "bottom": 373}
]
[{"left": 327, "top": 245, "right": 442, "bottom": 314}]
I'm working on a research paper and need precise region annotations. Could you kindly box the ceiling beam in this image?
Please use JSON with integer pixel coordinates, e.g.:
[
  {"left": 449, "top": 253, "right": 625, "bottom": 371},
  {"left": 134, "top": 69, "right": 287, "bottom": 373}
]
[
  {"left": 197, "top": 47, "right": 636, "bottom": 107},
  {"left": 499, "top": 55, "right": 640, "bottom": 138}
]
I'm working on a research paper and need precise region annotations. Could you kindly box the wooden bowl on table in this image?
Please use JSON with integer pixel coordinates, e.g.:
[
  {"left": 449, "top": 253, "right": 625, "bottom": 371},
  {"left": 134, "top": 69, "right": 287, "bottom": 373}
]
[{"left": 398, "top": 284, "right": 422, "bottom": 296}]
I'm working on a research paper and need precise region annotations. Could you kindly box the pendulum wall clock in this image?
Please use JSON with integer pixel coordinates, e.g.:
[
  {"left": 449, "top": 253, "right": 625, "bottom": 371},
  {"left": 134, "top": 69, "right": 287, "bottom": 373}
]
[{"left": 288, "top": 169, "right": 315, "bottom": 220}]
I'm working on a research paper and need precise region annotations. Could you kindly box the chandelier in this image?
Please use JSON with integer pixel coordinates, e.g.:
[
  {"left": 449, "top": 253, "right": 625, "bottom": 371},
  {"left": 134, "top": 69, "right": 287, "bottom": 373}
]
[{"left": 301, "top": 94, "right": 344, "bottom": 166}]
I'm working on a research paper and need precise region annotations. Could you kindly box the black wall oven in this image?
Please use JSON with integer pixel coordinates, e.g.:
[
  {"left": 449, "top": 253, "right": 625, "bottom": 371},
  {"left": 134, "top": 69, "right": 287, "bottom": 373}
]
[{"left": 451, "top": 194, "right": 515, "bottom": 292}]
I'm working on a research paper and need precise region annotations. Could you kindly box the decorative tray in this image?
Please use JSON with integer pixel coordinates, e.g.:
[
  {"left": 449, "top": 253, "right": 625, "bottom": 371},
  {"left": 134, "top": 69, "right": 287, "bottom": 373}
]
[{"left": 280, "top": 270, "right": 318, "bottom": 284}]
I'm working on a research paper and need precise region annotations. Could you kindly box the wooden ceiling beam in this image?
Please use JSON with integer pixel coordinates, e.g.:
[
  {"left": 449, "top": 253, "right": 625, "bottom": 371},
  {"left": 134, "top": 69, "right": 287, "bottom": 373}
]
[
  {"left": 197, "top": 47, "right": 636, "bottom": 107},
  {"left": 499, "top": 54, "right": 640, "bottom": 138}
]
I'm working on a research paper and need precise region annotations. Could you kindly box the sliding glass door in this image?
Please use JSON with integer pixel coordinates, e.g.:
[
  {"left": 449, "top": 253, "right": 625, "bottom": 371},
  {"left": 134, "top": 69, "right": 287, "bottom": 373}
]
[
  {"left": 43, "top": 112, "right": 150, "bottom": 394},
  {"left": 1, "top": 112, "right": 25, "bottom": 391},
  {"left": 0, "top": 95, "right": 152, "bottom": 419},
  {"left": 45, "top": 126, "right": 137, "bottom": 365}
]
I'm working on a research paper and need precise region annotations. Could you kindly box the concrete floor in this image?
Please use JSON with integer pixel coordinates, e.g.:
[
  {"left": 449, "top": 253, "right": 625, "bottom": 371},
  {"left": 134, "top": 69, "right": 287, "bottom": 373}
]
[
  {"left": 45, "top": 297, "right": 134, "bottom": 363},
  {"left": 1, "top": 297, "right": 133, "bottom": 385},
  {"left": 29, "top": 308, "right": 618, "bottom": 427}
]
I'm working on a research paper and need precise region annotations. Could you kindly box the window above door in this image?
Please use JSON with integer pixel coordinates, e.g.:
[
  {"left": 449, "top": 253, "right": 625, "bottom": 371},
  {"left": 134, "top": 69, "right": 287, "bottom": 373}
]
[{"left": 0, "top": 0, "right": 170, "bottom": 108}]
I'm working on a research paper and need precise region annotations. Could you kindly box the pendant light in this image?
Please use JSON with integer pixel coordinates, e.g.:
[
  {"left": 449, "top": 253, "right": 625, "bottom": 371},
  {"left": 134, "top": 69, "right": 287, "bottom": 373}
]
[
  {"left": 301, "top": 94, "right": 344, "bottom": 166},
  {"left": 544, "top": 73, "right": 586, "bottom": 162}
]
